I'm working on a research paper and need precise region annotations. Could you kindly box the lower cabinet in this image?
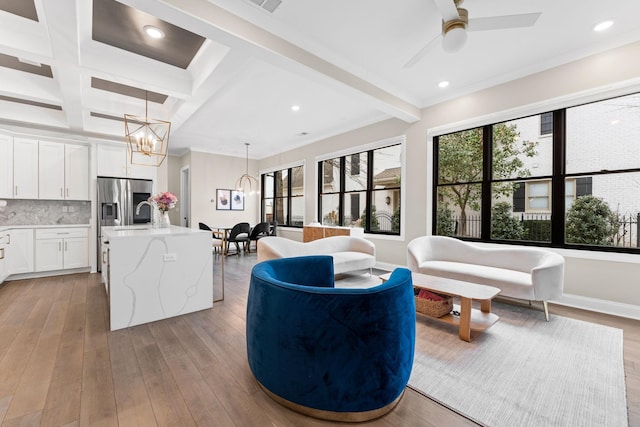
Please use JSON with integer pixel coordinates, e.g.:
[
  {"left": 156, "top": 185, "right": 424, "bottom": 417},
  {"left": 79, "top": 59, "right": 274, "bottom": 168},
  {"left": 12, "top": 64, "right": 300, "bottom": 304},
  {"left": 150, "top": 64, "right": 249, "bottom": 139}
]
[
  {"left": 0, "top": 234, "right": 8, "bottom": 283},
  {"left": 35, "top": 228, "right": 88, "bottom": 272},
  {"left": 6, "top": 229, "right": 35, "bottom": 275}
]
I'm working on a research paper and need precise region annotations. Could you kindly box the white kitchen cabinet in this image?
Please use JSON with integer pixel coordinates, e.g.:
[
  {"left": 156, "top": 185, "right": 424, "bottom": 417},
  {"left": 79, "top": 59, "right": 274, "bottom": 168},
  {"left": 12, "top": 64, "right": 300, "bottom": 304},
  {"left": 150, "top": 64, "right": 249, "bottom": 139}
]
[
  {"left": 38, "top": 141, "right": 65, "bottom": 200},
  {"left": 39, "top": 142, "right": 89, "bottom": 200},
  {"left": 6, "top": 228, "right": 35, "bottom": 275},
  {"left": 65, "top": 144, "right": 89, "bottom": 200},
  {"left": 13, "top": 138, "right": 39, "bottom": 199},
  {"left": 0, "top": 135, "right": 13, "bottom": 198},
  {"left": 35, "top": 239, "right": 64, "bottom": 271},
  {"left": 35, "top": 227, "right": 88, "bottom": 272},
  {"left": 97, "top": 144, "right": 128, "bottom": 178},
  {"left": 0, "top": 233, "right": 8, "bottom": 283},
  {"left": 97, "top": 143, "right": 156, "bottom": 181}
]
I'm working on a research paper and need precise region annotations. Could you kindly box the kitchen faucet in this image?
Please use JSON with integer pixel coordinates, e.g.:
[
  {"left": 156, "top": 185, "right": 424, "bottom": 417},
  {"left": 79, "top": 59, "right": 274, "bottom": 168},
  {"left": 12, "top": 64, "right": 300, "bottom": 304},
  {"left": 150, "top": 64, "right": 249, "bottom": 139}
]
[{"left": 135, "top": 200, "right": 156, "bottom": 227}]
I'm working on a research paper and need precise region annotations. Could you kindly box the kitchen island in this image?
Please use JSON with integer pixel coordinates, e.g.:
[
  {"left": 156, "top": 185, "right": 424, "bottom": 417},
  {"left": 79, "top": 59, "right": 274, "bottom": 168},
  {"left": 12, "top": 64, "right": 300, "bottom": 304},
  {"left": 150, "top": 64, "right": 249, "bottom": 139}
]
[{"left": 102, "top": 225, "right": 213, "bottom": 331}]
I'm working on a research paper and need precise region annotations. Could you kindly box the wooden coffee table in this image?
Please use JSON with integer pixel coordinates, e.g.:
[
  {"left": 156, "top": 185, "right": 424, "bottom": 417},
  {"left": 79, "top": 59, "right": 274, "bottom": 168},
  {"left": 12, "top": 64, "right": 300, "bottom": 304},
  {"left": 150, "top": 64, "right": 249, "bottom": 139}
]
[{"left": 380, "top": 271, "right": 500, "bottom": 342}]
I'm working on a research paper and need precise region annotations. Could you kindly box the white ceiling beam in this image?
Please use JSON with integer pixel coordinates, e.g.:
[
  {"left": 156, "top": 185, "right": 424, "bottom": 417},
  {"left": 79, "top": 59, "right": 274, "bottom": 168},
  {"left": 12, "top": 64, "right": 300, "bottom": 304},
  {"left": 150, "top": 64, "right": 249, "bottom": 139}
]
[
  {"left": 169, "top": 49, "right": 248, "bottom": 129},
  {"left": 124, "top": 0, "right": 422, "bottom": 123},
  {"left": 40, "top": 0, "right": 85, "bottom": 131}
]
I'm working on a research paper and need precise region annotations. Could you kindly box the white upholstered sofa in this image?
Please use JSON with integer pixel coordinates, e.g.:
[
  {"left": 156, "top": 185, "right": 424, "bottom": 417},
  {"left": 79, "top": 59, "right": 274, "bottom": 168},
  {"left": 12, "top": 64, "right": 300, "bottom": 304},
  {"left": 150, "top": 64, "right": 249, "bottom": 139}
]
[
  {"left": 257, "top": 236, "right": 376, "bottom": 275},
  {"left": 407, "top": 236, "right": 564, "bottom": 321}
]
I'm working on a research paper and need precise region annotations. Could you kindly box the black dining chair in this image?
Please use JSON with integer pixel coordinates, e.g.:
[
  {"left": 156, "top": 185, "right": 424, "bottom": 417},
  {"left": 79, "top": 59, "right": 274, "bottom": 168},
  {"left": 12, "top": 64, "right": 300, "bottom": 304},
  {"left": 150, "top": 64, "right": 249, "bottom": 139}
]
[
  {"left": 199, "top": 222, "right": 223, "bottom": 254},
  {"left": 246, "top": 222, "right": 270, "bottom": 253},
  {"left": 226, "top": 222, "right": 250, "bottom": 255},
  {"left": 268, "top": 221, "right": 278, "bottom": 236}
]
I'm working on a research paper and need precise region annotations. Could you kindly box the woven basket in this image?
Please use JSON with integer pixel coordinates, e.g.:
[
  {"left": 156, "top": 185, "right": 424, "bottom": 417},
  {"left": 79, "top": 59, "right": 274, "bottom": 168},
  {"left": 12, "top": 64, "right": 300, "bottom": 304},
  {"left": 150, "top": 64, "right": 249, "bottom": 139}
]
[{"left": 414, "top": 288, "right": 453, "bottom": 318}]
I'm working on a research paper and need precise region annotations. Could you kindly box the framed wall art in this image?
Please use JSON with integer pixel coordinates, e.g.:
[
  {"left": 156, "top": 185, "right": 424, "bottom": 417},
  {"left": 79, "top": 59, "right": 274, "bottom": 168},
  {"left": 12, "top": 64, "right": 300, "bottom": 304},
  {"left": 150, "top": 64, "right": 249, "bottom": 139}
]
[
  {"left": 216, "top": 189, "right": 231, "bottom": 210},
  {"left": 231, "top": 190, "right": 244, "bottom": 211}
]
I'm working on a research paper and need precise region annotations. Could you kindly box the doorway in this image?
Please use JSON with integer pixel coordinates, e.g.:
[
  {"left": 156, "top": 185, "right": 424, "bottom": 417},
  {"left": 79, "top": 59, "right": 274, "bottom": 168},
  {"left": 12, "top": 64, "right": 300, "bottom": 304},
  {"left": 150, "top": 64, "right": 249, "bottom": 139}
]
[{"left": 180, "top": 165, "right": 190, "bottom": 227}]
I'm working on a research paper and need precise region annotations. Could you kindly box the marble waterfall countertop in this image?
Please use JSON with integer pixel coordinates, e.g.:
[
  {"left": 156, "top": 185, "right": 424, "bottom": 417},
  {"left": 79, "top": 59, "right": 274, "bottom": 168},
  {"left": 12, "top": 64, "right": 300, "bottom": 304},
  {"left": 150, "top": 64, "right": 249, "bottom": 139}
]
[
  {"left": 102, "top": 224, "right": 207, "bottom": 239},
  {"left": 104, "top": 224, "right": 213, "bottom": 330}
]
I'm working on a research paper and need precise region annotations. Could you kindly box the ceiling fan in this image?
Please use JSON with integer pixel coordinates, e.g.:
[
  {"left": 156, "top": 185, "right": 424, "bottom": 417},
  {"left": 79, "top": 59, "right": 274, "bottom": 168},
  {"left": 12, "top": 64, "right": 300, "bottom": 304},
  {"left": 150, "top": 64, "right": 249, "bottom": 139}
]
[{"left": 404, "top": 0, "right": 541, "bottom": 67}]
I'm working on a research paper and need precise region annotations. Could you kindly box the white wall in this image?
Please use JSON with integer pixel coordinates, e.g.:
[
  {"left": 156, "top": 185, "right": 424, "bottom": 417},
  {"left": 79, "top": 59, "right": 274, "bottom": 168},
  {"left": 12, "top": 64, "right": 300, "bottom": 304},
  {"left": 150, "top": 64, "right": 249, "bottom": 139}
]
[
  {"left": 258, "top": 41, "right": 640, "bottom": 314},
  {"left": 168, "top": 150, "right": 260, "bottom": 229}
]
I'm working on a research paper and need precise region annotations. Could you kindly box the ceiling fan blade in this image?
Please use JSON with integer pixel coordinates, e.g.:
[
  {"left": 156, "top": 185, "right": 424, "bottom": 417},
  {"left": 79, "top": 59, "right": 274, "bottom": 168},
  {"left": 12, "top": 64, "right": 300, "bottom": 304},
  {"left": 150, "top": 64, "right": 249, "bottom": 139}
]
[
  {"left": 468, "top": 12, "right": 541, "bottom": 31},
  {"left": 432, "top": 0, "right": 460, "bottom": 22},
  {"left": 403, "top": 34, "right": 441, "bottom": 68}
]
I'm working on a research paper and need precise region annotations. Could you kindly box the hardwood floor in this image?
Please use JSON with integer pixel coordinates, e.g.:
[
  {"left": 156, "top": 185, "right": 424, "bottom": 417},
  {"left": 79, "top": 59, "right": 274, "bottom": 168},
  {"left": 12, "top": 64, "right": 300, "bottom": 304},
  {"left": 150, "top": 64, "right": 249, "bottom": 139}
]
[{"left": 0, "top": 254, "right": 637, "bottom": 426}]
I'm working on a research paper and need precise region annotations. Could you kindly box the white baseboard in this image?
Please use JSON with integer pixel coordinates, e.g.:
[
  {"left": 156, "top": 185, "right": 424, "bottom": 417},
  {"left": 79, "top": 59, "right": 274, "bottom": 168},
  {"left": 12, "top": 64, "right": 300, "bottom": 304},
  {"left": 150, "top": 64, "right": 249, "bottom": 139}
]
[
  {"left": 552, "top": 294, "right": 640, "bottom": 321},
  {"left": 6, "top": 267, "right": 91, "bottom": 281},
  {"left": 374, "top": 262, "right": 640, "bottom": 321}
]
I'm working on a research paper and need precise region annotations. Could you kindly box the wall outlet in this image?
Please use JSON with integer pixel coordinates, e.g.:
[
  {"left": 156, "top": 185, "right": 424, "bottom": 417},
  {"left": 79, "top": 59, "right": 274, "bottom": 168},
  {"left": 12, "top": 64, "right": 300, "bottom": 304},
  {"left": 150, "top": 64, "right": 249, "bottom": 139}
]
[
  {"left": 62, "top": 206, "right": 68, "bottom": 212},
  {"left": 163, "top": 253, "right": 177, "bottom": 262}
]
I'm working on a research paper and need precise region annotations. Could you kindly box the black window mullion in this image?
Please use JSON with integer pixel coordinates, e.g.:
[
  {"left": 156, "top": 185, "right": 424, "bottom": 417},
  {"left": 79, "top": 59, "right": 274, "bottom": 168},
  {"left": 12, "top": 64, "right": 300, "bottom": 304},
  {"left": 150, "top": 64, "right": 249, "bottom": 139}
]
[
  {"left": 365, "top": 150, "right": 374, "bottom": 232},
  {"left": 317, "top": 161, "right": 323, "bottom": 226},
  {"left": 286, "top": 167, "right": 292, "bottom": 226},
  {"left": 339, "top": 157, "right": 346, "bottom": 226},
  {"left": 551, "top": 109, "right": 566, "bottom": 246},
  {"left": 260, "top": 174, "right": 264, "bottom": 221},
  {"left": 481, "top": 125, "right": 492, "bottom": 240},
  {"left": 432, "top": 136, "right": 440, "bottom": 235}
]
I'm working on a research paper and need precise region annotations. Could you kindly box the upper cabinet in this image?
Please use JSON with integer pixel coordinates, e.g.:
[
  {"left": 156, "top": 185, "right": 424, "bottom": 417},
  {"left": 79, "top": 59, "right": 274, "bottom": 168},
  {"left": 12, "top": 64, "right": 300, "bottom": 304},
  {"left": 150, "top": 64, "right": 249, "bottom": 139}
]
[
  {"left": 0, "top": 134, "right": 13, "bottom": 198},
  {"left": 97, "top": 144, "right": 127, "bottom": 178},
  {"left": 65, "top": 144, "right": 89, "bottom": 200},
  {"left": 0, "top": 135, "right": 89, "bottom": 201},
  {"left": 97, "top": 143, "right": 156, "bottom": 181},
  {"left": 38, "top": 142, "right": 89, "bottom": 200},
  {"left": 38, "top": 141, "right": 65, "bottom": 199},
  {"left": 13, "top": 138, "right": 39, "bottom": 199}
]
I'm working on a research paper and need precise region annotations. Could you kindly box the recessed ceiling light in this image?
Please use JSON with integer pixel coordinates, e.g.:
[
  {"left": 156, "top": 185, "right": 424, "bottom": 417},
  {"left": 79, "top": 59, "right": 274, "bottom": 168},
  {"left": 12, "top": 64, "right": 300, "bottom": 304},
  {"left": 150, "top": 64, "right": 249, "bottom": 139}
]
[
  {"left": 291, "top": 105, "right": 300, "bottom": 112},
  {"left": 438, "top": 81, "right": 450, "bottom": 89},
  {"left": 610, "top": 119, "right": 620, "bottom": 125},
  {"left": 144, "top": 25, "right": 165, "bottom": 39},
  {"left": 593, "top": 20, "right": 613, "bottom": 32}
]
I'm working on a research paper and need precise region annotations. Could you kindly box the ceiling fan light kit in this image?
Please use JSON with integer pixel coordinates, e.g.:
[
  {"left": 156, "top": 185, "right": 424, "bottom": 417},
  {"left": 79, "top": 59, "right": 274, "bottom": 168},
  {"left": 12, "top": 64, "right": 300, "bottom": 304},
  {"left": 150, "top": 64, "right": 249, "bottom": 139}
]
[
  {"left": 404, "top": 0, "right": 542, "bottom": 67},
  {"left": 442, "top": 7, "right": 468, "bottom": 53}
]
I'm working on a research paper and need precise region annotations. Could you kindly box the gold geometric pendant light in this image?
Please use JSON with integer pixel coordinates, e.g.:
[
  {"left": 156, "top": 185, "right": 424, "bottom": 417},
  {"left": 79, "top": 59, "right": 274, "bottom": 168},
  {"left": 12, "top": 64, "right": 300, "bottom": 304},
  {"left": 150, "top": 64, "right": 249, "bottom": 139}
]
[{"left": 124, "top": 90, "right": 170, "bottom": 166}]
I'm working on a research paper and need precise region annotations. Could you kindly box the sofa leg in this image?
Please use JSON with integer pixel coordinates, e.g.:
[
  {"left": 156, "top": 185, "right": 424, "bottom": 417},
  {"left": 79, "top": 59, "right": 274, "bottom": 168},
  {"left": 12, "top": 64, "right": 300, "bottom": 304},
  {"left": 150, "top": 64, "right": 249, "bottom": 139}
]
[{"left": 543, "top": 301, "right": 550, "bottom": 322}]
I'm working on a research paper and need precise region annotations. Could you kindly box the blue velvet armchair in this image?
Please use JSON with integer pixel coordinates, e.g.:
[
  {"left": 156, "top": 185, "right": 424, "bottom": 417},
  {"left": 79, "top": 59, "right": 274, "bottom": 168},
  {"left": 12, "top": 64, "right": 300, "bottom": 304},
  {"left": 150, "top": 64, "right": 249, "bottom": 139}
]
[{"left": 246, "top": 255, "right": 415, "bottom": 422}]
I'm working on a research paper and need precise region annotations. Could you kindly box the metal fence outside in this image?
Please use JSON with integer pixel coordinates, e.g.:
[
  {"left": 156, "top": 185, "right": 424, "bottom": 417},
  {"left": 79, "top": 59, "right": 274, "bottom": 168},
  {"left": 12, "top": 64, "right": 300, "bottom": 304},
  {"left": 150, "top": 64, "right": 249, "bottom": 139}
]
[{"left": 448, "top": 212, "right": 639, "bottom": 248}]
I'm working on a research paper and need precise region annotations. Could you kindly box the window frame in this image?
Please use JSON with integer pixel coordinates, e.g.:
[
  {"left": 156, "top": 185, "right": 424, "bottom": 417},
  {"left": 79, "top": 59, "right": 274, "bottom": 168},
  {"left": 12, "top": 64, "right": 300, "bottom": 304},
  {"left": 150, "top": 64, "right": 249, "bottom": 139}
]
[
  {"left": 317, "top": 137, "right": 404, "bottom": 236},
  {"left": 539, "top": 111, "right": 553, "bottom": 136},
  {"left": 260, "top": 163, "right": 305, "bottom": 228},
  {"left": 433, "top": 91, "right": 640, "bottom": 254},
  {"left": 525, "top": 180, "right": 551, "bottom": 213}
]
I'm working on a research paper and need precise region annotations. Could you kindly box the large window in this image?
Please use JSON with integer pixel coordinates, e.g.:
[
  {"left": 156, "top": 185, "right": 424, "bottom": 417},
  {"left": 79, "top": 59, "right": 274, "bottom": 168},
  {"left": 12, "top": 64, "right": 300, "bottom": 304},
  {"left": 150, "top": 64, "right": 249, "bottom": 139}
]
[
  {"left": 434, "top": 92, "right": 640, "bottom": 252},
  {"left": 318, "top": 142, "right": 402, "bottom": 235},
  {"left": 261, "top": 165, "right": 304, "bottom": 227}
]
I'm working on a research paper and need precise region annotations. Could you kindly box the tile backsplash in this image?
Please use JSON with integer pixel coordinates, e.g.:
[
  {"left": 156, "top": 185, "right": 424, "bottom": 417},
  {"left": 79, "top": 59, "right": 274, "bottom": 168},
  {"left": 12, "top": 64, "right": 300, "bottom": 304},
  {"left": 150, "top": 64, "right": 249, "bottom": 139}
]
[{"left": 0, "top": 199, "right": 91, "bottom": 226}]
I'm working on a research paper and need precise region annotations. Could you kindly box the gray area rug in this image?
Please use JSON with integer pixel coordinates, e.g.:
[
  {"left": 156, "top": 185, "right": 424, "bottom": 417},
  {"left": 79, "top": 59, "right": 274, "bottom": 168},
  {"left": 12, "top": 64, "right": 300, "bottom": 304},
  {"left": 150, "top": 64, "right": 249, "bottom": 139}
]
[{"left": 409, "top": 301, "right": 628, "bottom": 427}]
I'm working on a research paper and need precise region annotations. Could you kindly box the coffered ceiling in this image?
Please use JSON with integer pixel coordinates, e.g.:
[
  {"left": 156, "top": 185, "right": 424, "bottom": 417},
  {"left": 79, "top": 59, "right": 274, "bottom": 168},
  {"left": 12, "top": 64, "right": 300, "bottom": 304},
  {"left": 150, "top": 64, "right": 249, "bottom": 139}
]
[{"left": 0, "top": 0, "right": 639, "bottom": 159}]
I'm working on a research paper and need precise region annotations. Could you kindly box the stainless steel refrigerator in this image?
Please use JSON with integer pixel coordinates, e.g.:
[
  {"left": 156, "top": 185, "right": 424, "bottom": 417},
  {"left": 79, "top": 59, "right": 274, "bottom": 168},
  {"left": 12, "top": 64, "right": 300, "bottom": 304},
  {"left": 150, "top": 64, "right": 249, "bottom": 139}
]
[{"left": 96, "top": 177, "right": 153, "bottom": 272}]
